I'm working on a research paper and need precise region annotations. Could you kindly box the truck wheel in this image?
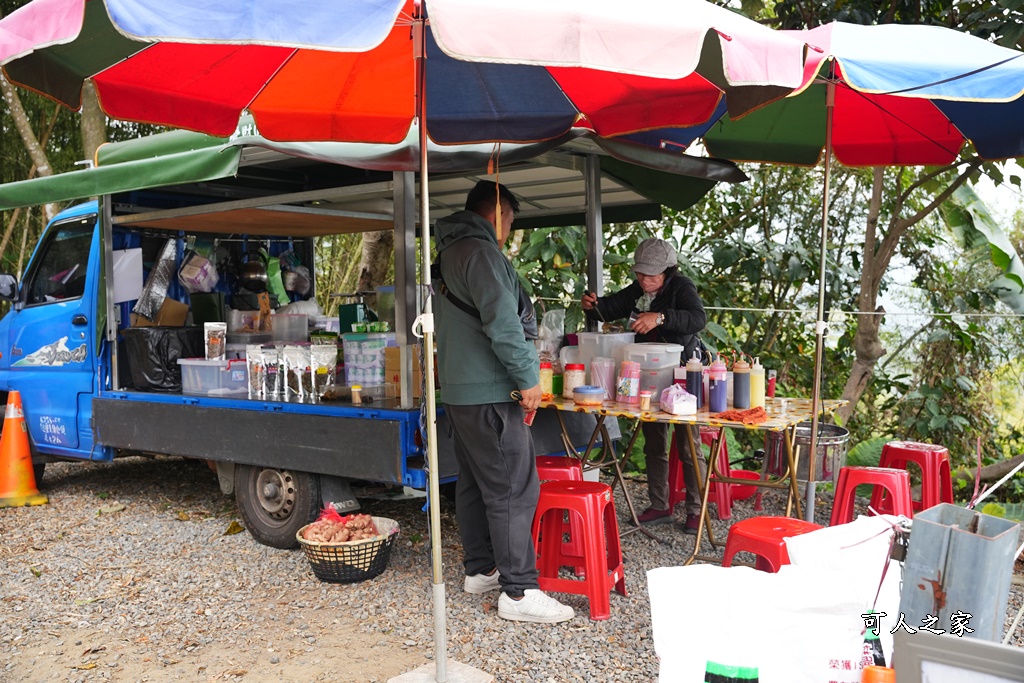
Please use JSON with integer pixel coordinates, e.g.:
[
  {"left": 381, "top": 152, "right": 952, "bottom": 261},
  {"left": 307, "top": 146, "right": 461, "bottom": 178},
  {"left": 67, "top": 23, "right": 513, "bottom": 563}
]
[
  {"left": 234, "top": 465, "right": 321, "bottom": 549},
  {"left": 33, "top": 462, "right": 45, "bottom": 486}
]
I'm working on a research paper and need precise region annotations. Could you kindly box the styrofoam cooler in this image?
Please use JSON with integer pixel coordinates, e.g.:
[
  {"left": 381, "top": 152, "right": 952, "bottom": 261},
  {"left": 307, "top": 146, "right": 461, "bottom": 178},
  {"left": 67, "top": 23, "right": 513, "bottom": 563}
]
[{"left": 622, "top": 342, "right": 683, "bottom": 404}]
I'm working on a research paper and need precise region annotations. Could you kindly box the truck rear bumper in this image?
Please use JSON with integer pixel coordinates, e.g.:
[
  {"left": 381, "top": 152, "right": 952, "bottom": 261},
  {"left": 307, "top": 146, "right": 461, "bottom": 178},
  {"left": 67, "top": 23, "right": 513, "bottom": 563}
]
[{"left": 92, "top": 393, "right": 452, "bottom": 488}]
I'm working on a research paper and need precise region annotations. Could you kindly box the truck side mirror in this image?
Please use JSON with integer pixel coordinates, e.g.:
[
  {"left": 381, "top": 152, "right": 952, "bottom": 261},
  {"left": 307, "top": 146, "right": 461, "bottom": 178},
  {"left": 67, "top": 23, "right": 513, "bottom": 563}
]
[{"left": 0, "top": 274, "right": 18, "bottom": 302}]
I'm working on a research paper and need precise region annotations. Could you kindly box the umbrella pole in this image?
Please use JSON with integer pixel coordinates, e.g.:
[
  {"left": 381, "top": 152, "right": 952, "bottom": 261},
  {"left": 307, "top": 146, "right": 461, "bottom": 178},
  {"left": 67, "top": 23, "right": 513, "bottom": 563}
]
[
  {"left": 806, "top": 79, "right": 835, "bottom": 523},
  {"left": 412, "top": 9, "right": 449, "bottom": 683}
]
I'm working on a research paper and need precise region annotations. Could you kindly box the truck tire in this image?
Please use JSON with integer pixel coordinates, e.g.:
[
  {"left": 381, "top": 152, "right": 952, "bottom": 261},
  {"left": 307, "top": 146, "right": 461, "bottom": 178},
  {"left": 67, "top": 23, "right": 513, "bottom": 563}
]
[{"left": 234, "top": 465, "right": 321, "bottom": 549}]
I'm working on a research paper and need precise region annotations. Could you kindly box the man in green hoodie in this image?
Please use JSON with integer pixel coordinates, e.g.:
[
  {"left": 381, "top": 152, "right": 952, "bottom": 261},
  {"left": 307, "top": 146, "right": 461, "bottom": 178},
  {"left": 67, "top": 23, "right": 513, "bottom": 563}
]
[{"left": 434, "top": 180, "right": 574, "bottom": 624}]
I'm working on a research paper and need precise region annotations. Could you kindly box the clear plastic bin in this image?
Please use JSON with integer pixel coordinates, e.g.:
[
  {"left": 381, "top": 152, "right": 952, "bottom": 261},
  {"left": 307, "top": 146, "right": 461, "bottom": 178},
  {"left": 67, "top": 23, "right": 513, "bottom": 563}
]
[
  {"left": 577, "top": 332, "right": 635, "bottom": 370},
  {"left": 342, "top": 332, "right": 395, "bottom": 385},
  {"left": 177, "top": 358, "right": 248, "bottom": 396},
  {"left": 269, "top": 313, "right": 308, "bottom": 342},
  {"left": 623, "top": 342, "right": 683, "bottom": 404}
]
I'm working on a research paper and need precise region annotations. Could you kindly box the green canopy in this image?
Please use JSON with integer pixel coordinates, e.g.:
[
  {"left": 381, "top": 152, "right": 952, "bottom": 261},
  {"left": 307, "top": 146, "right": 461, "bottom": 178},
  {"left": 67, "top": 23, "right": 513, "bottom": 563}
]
[{"left": 0, "top": 144, "right": 242, "bottom": 211}]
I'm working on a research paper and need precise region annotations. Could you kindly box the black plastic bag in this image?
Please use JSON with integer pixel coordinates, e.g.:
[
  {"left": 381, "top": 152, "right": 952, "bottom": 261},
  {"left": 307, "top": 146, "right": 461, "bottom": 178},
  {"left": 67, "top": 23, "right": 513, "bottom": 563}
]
[{"left": 123, "top": 326, "right": 203, "bottom": 392}]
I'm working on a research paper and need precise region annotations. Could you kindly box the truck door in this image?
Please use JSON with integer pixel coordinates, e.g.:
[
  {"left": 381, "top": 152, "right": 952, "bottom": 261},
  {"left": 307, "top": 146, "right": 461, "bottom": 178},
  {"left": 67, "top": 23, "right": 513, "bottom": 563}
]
[{"left": 6, "top": 213, "right": 98, "bottom": 456}]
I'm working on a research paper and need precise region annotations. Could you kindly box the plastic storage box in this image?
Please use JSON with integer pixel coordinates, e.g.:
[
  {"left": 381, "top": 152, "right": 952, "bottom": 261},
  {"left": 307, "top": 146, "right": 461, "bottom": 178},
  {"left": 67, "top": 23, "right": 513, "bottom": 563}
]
[
  {"left": 622, "top": 342, "right": 683, "bottom": 404},
  {"left": 342, "top": 332, "right": 395, "bottom": 385},
  {"left": 269, "top": 313, "right": 308, "bottom": 342},
  {"left": 177, "top": 358, "right": 248, "bottom": 395},
  {"left": 577, "top": 332, "right": 635, "bottom": 372}
]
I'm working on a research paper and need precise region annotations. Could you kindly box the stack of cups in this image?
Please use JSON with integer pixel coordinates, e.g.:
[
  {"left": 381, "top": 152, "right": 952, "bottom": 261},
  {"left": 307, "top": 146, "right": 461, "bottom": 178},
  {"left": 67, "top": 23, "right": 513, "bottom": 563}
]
[{"left": 590, "top": 357, "right": 616, "bottom": 401}]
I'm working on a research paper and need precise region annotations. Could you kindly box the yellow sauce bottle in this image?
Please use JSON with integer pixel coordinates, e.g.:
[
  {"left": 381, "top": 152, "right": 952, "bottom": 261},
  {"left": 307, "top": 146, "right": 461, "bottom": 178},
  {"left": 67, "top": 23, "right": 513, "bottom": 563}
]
[{"left": 750, "top": 357, "right": 766, "bottom": 409}]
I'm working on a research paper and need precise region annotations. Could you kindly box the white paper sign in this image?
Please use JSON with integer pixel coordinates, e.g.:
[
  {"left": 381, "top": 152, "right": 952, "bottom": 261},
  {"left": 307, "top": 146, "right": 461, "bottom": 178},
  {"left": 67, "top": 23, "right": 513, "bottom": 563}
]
[{"left": 112, "top": 248, "right": 143, "bottom": 304}]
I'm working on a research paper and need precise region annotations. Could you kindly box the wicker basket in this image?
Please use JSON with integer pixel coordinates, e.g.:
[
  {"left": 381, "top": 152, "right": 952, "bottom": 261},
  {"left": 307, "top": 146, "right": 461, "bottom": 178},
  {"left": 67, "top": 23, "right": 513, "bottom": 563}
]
[{"left": 297, "top": 516, "right": 399, "bottom": 583}]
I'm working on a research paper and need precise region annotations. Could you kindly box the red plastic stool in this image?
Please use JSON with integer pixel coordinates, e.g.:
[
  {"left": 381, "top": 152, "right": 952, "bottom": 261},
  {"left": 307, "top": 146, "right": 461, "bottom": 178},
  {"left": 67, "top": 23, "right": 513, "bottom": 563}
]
[
  {"left": 721, "top": 516, "right": 823, "bottom": 572},
  {"left": 531, "top": 480, "right": 626, "bottom": 620},
  {"left": 669, "top": 427, "right": 732, "bottom": 519},
  {"left": 830, "top": 466, "right": 913, "bottom": 527},
  {"left": 870, "top": 441, "right": 952, "bottom": 514},
  {"left": 535, "top": 456, "right": 584, "bottom": 483},
  {"left": 535, "top": 456, "right": 585, "bottom": 571}
]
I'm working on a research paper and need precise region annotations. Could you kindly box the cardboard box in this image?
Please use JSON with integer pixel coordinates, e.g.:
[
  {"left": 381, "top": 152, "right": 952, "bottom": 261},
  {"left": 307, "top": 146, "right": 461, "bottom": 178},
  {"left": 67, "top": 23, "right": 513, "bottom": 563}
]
[
  {"left": 384, "top": 346, "right": 423, "bottom": 399},
  {"left": 130, "top": 297, "right": 190, "bottom": 327}
]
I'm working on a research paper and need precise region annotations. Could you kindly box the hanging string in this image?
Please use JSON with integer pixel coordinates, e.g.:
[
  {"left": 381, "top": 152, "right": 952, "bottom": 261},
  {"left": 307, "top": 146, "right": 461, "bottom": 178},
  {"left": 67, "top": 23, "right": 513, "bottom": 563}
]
[
  {"left": 489, "top": 142, "right": 502, "bottom": 236},
  {"left": 529, "top": 296, "right": 1024, "bottom": 320}
]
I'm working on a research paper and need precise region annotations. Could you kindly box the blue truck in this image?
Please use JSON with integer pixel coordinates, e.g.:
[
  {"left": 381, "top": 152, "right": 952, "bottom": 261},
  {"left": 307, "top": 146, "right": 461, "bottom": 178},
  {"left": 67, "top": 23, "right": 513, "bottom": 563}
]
[{"left": 0, "top": 125, "right": 669, "bottom": 547}]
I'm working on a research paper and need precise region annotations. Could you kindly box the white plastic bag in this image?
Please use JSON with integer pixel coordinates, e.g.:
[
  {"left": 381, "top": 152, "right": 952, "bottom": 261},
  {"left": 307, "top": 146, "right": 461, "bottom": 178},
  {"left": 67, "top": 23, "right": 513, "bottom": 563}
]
[
  {"left": 649, "top": 523, "right": 889, "bottom": 683},
  {"left": 660, "top": 383, "right": 696, "bottom": 415}
]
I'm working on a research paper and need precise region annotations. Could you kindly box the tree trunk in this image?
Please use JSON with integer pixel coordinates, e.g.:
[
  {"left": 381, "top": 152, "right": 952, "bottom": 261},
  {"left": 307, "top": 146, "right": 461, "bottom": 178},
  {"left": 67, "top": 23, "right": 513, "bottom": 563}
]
[
  {"left": 1, "top": 74, "right": 54, "bottom": 192},
  {"left": 837, "top": 169, "right": 886, "bottom": 424},
  {"left": 836, "top": 161, "right": 981, "bottom": 423},
  {"left": 952, "top": 453, "right": 1024, "bottom": 487},
  {"left": 356, "top": 230, "right": 394, "bottom": 313},
  {"left": 79, "top": 80, "right": 107, "bottom": 162}
]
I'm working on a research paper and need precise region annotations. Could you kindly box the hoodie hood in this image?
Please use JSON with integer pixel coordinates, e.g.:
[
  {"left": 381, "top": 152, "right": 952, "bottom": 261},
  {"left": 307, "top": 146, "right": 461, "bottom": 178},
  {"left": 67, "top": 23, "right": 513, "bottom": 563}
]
[{"left": 435, "top": 210, "right": 498, "bottom": 252}]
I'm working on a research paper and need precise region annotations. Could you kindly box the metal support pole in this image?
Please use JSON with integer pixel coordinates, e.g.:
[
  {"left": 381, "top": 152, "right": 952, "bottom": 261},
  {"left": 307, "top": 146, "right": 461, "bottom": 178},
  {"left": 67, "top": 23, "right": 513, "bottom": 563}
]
[
  {"left": 415, "top": 6, "right": 448, "bottom": 681},
  {"left": 101, "top": 195, "right": 118, "bottom": 391},
  {"left": 584, "top": 154, "right": 603, "bottom": 332},
  {"left": 806, "top": 80, "right": 836, "bottom": 523},
  {"left": 394, "top": 171, "right": 417, "bottom": 409}
]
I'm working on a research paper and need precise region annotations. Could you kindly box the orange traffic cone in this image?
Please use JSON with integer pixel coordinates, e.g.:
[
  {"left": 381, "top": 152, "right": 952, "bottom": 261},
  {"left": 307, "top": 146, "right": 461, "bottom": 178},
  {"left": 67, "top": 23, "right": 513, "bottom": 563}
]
[{"left": 0, "top": 391, "right": 48, "bottom": 508}]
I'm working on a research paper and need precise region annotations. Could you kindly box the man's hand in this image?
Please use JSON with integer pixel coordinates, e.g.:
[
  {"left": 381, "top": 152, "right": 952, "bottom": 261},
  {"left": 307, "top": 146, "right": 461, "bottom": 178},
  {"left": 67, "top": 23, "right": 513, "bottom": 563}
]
[
  {"left": 581, "top": 292, "right": 599, "bottom": 311},
  {"left": 517, "top": 384, "right": 542, "bottom": 411}
]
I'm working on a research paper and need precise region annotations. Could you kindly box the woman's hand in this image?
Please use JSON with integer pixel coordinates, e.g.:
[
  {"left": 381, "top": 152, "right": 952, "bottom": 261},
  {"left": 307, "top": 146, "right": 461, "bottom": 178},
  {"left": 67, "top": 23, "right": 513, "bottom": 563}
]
[
  {"left": 581, "top": 292, "right": 599, "bottom": 311},
  {"left": 630, "top": 311, "right": 662, "bottom": 335}
]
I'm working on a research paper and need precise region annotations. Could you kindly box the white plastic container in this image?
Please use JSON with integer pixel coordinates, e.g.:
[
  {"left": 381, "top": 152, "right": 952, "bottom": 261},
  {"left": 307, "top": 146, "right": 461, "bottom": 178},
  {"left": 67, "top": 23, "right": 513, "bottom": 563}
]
[
  {"left": 577, "top": 332, "right": 634, "bottom": 372},
  {"left": 622, "top": 342, "right": 683, "bottom": 404},
  {"left": 341, "top": 332, "right": 395, "bottom": 385},
  {"left": 177, "top": 358, "right": 248, "bottom": 395}
]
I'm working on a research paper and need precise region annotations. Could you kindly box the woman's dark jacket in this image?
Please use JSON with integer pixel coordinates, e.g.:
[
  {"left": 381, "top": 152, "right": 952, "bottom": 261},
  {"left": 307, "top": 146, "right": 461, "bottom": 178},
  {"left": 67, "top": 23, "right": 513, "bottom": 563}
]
[{"left": 585, "top": 274, "right": 707, "bottom": 362}]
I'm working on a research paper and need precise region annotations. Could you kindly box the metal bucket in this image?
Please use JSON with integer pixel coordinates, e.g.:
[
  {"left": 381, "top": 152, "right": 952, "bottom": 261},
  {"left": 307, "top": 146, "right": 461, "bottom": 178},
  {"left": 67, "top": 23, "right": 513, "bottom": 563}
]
[{"left": 766, "top": 422, "right": 849, "bottom": 483}]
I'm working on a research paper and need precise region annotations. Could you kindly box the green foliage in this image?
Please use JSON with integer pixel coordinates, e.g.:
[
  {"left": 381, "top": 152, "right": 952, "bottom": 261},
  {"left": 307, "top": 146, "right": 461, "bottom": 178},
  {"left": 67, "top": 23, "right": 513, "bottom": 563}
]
[
  {"left": 847, "top": 437, "right": 888, "bottom": 468},
  {"left": 769, "top": 0, "right": 1024, "bottom": 45},
  {"left": 980, "top": 502, "right": 1006, "bottom": 518},
  {"left": 997, "top": 502, "right": 1024, "bottom": 521}
]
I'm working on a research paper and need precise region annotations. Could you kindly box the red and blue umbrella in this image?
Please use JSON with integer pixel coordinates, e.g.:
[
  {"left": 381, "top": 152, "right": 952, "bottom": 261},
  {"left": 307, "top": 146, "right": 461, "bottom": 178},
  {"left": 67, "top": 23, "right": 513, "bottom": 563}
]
[
  {"left": 626, "top": 22, "right": 1024, "bottom": 513},
  {"left": 626, "top": 22, "right": 1024, "bottom": 164},
  {"left": 1, "top": 0, "right": 808, "bottom": 146}
]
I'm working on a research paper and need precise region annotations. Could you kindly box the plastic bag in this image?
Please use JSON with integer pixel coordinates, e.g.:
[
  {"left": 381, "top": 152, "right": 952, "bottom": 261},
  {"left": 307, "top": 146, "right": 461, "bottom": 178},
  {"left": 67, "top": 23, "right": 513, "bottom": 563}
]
[
  {"left": 660, "top": 383, "right": 697, "bottom": 415},
  {"left": 283, "top": 344, "right": 312, "bottom": 399},
  {"left": 246, "top": 344, "right": 265, "bottom": 398},
  {"left": 649, "top": 563, "right": 867, "bottom": 683},
  {"left": 536, "top": 308, "right": 565, "bottom": 360},
  {"left": 311, "top": 343, "right": 337, "bottom": 397},
  {"left": 178, "top": 251, "right": 219, "bottom": 293}
]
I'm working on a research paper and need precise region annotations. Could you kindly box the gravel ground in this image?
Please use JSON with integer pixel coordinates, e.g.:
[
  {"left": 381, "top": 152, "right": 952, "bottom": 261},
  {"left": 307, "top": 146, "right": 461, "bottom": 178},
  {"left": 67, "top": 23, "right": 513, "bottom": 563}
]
[{"left": 1, "top": 455, "right": 1021, "bottom": 683}]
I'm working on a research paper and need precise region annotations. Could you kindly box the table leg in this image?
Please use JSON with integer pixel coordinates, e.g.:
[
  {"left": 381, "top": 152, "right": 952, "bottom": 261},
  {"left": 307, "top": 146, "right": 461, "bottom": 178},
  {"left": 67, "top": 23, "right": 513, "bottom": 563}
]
[
  {"left": 608, "top": 421, "right": 666, "bottom": 542},
  {"left": 781, "top": 425, "right": 804, "bottom": 520},
  {"left": 683, "top": 425, "right": 722, "bottom": 566}
]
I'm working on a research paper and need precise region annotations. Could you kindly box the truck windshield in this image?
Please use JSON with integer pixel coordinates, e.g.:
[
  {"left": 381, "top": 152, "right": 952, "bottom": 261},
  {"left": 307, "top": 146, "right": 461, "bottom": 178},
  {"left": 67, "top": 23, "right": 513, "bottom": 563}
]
[{"left": 26, "top": 216, "right": 95, "bottom": 305}]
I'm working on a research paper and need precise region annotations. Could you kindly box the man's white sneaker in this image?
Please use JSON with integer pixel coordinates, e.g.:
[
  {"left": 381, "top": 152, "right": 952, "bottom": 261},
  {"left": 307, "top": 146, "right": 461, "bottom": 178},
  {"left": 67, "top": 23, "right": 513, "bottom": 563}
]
[
  {"left": 497, "top": 589, "right": 574, "bottom": 623},
  {"left": 464, "top": 570, "right": 501, "bottom": 594}
]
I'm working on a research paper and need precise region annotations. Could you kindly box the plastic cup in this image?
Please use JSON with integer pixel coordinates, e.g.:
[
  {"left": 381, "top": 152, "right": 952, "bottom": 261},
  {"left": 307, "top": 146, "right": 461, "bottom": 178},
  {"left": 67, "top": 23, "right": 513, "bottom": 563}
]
[{"left": 766, "top": 369, "right": 777, "bottom": 397}]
